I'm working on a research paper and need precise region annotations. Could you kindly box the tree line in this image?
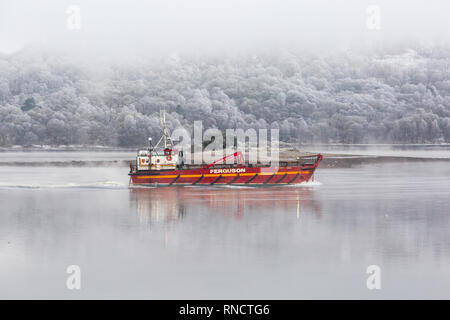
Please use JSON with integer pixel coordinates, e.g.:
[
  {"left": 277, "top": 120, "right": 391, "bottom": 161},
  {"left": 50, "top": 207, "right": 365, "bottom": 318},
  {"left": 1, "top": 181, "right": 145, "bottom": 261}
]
[{"left": 1, "top": 45, "right": 449, "bottom": 146}]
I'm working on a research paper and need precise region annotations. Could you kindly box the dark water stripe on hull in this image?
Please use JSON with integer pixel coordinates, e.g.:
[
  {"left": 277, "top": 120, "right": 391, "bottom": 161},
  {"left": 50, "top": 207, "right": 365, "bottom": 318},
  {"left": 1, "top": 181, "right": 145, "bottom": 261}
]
[
  {"left": 245, "top": 173, "right": 258, "bottom": 184},
  {"left": 274, "top": 173, "right": 288, "bottom": 183},
  {"left": 287, "top": 173, "right": 300, "bottom": 184},
  {"left": 210, "top": 175, "right": 222, "bottom": 185},
  {"left": 227, "top": 174, "right": 241, "bottom": 185},
  {"left": 192, "top": 174, "right": 204, "bottom": 185},
  {"left": 264, "top": 173, "right": 276, "bottom": 184},
  {"left": 169, "top": 174, "right": 181, "bottom": 186}
]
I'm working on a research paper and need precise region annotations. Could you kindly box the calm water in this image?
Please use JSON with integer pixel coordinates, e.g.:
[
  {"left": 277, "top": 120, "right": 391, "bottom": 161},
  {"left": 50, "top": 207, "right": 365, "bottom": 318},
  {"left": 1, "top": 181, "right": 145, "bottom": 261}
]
[
  {"left": 303, "top": 144, "right": 450, "bottom": 159},
  {"left": 0, "top": 153, "right": 449, "bottom": 299}
]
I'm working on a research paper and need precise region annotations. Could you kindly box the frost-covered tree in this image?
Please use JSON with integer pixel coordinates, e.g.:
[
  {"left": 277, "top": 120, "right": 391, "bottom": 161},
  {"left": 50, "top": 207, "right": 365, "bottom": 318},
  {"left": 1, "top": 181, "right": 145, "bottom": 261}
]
[{"left": 0, "top": 44, "right": 449, "bottom": 146}]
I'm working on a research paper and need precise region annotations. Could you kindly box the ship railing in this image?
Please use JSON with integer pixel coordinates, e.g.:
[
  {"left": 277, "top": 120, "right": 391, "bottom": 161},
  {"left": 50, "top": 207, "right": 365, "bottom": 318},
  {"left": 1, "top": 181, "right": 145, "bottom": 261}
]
[
  {"left": 294, "top": 154, "right": 323, "bottom": 166},
  {"left": 129, "top": 154, "right": 322, "bottom": 172}
]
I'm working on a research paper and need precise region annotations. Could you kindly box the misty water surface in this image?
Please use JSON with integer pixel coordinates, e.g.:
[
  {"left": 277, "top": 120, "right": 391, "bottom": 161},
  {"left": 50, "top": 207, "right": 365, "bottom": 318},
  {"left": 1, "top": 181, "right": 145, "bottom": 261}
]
[{"left": 0, "top": 152, "right": 449, "bottom": 299}]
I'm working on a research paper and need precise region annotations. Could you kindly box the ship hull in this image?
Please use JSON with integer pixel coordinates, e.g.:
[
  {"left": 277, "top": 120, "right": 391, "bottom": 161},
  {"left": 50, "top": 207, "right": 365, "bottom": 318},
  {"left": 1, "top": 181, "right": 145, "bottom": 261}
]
[{"left": 129, "top": 156, "right": 322, "bottom": 187}]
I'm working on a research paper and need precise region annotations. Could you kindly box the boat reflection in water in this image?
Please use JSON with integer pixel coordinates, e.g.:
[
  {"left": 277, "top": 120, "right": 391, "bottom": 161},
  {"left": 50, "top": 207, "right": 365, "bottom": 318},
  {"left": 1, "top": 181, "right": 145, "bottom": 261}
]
[{"left": 129, "top": 185, "right": 322, "bottom": 227}]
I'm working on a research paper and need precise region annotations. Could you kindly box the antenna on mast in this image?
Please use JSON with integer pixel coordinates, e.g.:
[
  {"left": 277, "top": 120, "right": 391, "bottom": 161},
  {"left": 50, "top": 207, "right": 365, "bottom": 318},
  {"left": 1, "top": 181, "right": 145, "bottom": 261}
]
[{"left": 155, "top": 108, "right": 173, "bottom": 150}]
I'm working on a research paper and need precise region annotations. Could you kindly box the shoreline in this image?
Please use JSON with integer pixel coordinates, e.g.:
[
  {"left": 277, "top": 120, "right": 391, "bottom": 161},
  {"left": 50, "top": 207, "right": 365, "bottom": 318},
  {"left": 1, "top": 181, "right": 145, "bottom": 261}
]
[{"left": 1, "top": 153, "right": 449, "bottom": 168}]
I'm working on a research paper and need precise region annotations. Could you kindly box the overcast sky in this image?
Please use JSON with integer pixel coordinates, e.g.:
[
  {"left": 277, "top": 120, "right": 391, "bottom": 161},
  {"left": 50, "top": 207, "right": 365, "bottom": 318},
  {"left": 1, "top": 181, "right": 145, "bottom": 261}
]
[{"left": 1, "top": 0, "right": 449, "bottom": 56}]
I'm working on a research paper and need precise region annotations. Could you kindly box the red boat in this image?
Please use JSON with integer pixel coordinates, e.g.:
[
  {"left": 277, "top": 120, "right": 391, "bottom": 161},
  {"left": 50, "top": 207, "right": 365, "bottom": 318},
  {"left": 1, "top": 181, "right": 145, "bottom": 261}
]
[{"left": 129, "top": 113, "right": 322, "bottom": 187}]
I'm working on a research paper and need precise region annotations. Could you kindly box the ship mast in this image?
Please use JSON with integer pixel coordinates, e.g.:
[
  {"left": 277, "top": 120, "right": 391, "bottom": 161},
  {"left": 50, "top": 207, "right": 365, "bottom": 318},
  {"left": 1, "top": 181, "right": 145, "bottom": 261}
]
[
  {"left": 154, "top": 109, "right": 173, "bottom": 150},
  {"left": 162, "top": 109, "right": 167, "bottom": 148}
]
